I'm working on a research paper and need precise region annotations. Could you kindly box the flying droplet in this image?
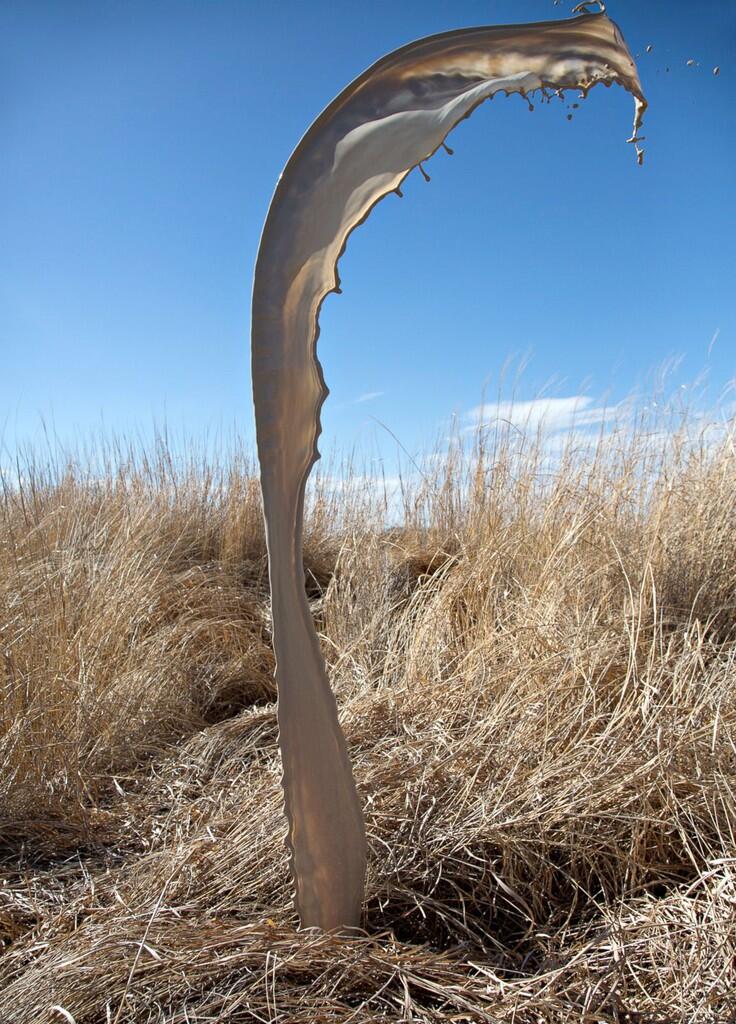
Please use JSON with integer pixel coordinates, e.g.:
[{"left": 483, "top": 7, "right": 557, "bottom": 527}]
[
  {"left": 567, "top": 113, "right": 573, "bottom": 121},
  {"left": 713, "top": 66, "right": 720, "bottom": 76},
  {"left": 686, "top": 59, "right": 698, "bottom": 67},
  {"left": 646, "top": 44, "right": 653, "bottom": 54}
]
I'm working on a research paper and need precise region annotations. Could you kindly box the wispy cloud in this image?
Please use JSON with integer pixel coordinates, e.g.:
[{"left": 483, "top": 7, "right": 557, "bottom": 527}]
[
  {"left": 314, "top": 472, "right": 402, "bottom": 494},
  {"left": 353, "top": 391, "right": 384, "bottom": 405},
  {"left": 708, "top": 327, "right": 720, "bottom": 358},
  {"left": 463, "top": 395, "right": 617, "bottom": 434},
  {"left": 309, "top": 471, "right": 405, "bottom": 521}
]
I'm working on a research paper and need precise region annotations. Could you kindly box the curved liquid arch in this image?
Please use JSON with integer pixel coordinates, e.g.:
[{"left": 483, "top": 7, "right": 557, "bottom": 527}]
[{"left": 251, "top": 9, "right": 646, "bottom": 931}]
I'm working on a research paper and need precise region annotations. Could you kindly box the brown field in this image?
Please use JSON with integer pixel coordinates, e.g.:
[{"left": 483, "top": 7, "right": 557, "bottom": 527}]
[{"left": 1, "top": 410, "right": 735, "bottom": 1023}]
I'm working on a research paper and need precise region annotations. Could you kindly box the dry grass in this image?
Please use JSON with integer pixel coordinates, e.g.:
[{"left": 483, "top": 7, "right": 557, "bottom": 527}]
[{"left": 1, "top": 410, "right": 735, "bottom": 1023}]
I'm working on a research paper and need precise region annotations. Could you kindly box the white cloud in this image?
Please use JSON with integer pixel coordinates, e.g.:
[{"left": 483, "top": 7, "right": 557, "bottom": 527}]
[
  {"left": 540, "top": 426, "right": 616, "bottom": 454},
  {"left": 353, "top": 391, "right": 384, "bottom": 405},
  {"left": 312, "top": 472, "right": 401, "bottom": 494},
  {"left": 708, "top": 327, "right": 720, "bottom": 357},
  {"left": 463, "top": 395, "right": 618, "bottom": 434},
  {"left": 308, "top": 471, "right": 406, "bottom": 521}
]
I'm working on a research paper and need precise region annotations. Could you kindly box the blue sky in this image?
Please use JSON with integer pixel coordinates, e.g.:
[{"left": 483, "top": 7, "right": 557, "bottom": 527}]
[{"left": 2, "top": 0, "right": 734, "bottom": 469}]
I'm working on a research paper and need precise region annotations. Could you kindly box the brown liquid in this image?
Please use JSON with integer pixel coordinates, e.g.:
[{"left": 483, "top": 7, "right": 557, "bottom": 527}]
[{"left": 251, "top": 10, "right": 646, "bottom": 931}]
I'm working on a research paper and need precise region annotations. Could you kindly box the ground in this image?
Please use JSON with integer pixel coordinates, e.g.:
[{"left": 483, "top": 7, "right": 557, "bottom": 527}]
[{"left": 1, "top": 422, "right": 734, "bottom": 1022}]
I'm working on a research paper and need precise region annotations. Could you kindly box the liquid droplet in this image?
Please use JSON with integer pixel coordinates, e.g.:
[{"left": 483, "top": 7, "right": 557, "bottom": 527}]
[
  {"left": 418, "top": 162, "right": 431, "bottom": 183},
  {"left": 646, "top": 44, "right": 653, "bottom": 54},
  {"left": 713, "top": 66, "right": 721, "bottom": 76}
]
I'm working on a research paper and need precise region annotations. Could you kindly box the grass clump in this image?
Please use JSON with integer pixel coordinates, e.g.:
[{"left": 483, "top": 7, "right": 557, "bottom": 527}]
[{"left": 0, "top": 409, "right": 734, "bottom": 1023}]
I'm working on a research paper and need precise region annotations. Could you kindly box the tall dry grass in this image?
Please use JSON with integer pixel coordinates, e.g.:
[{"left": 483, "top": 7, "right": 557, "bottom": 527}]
[{"left": 0, "top": 408, "right": 734, "bottom": 1023}]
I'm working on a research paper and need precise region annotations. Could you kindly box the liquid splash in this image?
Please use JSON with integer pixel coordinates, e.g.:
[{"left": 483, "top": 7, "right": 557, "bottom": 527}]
[{"left": 251, "top": 9, "right": 647, "bottom": 931}]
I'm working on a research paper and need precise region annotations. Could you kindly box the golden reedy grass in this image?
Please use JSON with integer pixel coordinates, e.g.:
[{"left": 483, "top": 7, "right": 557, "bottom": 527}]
[{"left": 0, "top": 409, "right": 734, "bottom": 1022}]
